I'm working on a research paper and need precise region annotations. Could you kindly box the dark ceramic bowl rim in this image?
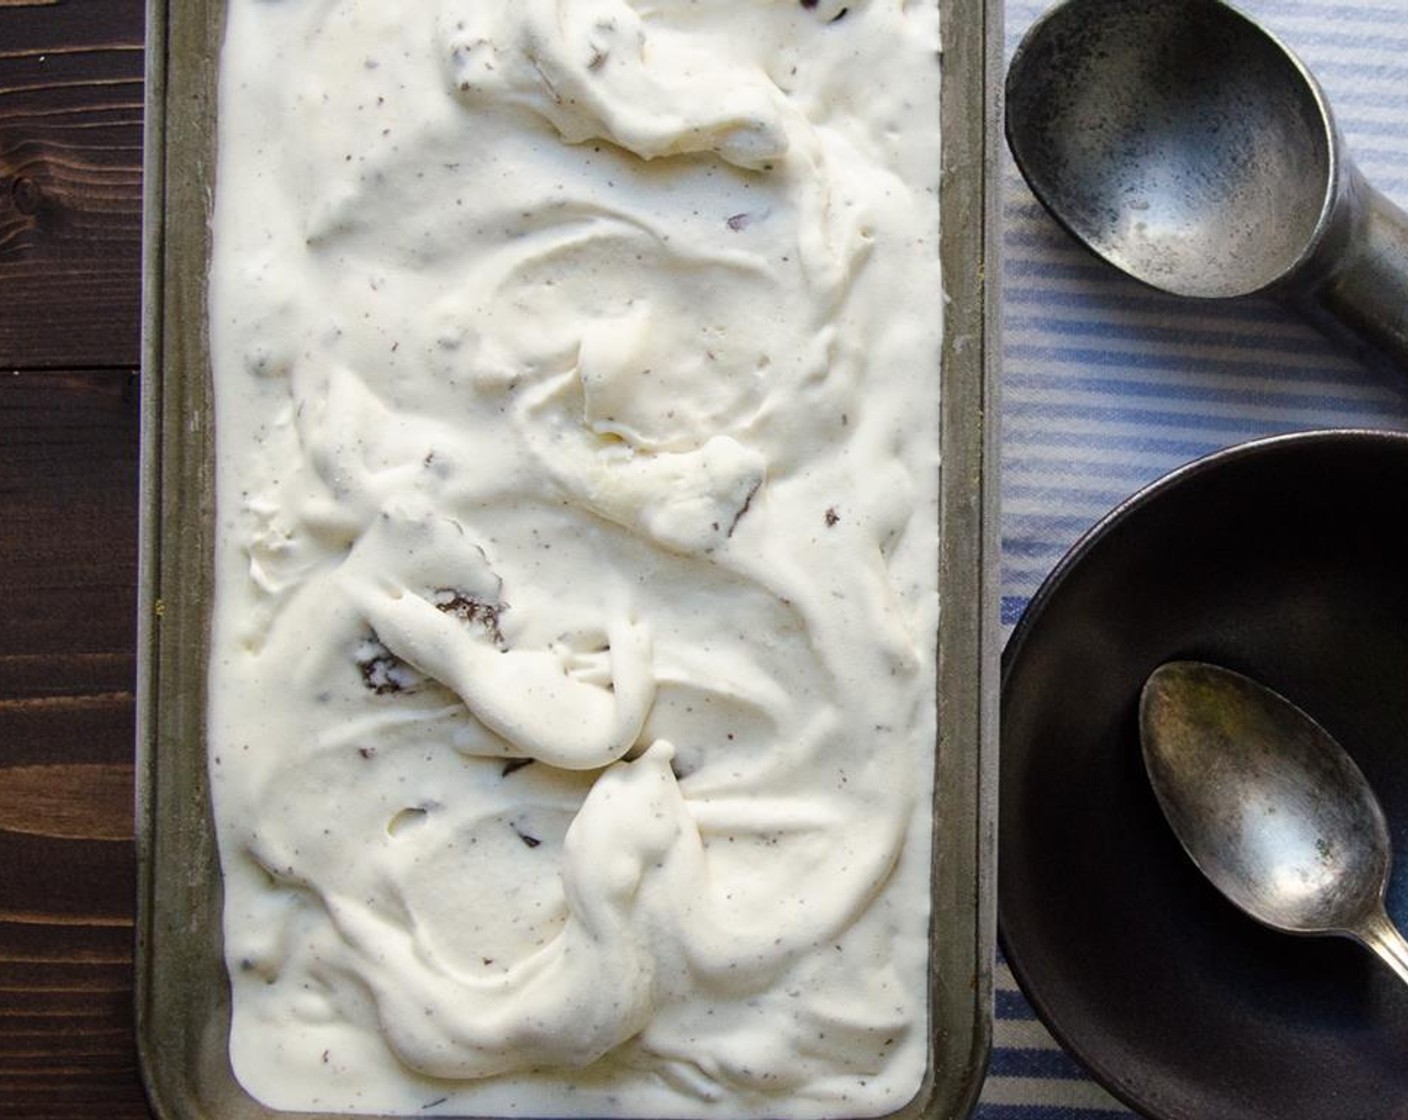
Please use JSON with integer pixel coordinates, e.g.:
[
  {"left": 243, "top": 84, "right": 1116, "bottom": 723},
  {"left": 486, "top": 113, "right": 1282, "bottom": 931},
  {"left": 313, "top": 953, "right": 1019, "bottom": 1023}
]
[{"left": 1004, "top": 427, "right": 1408, "bottom": 669}]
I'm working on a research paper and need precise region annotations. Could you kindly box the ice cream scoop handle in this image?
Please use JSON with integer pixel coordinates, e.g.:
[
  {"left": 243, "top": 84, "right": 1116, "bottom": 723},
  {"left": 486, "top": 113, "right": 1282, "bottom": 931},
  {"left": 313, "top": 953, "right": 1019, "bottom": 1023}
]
[{"left": 1284, "top": 168, "right": 1408, "bottom": 377}]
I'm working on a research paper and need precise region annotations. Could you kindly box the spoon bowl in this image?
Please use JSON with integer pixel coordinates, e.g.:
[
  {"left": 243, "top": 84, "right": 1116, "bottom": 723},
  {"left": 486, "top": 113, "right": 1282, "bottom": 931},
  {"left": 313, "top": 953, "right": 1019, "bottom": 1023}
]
[{"left": 1141, "top": 661, "right": 1408, "bottom": 985}]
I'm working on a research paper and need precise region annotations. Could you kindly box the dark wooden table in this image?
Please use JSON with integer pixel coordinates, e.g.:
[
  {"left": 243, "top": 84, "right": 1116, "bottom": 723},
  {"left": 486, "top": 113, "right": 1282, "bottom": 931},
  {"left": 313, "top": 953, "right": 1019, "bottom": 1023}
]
[{"left": 1, "top": 1, "right": 153, "bottom": 1116}]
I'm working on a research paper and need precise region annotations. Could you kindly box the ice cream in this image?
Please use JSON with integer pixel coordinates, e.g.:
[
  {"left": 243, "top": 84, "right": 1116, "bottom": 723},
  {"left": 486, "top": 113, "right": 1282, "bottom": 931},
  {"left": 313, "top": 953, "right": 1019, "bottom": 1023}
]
[{"left": 206, "top": 0, "right": 943, "bottom": 1115}]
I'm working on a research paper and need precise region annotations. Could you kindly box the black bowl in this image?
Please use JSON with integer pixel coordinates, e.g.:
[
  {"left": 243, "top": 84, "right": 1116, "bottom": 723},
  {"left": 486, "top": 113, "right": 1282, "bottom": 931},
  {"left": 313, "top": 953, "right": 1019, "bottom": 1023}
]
[{"left": 1000, "top": 429, "right": 1408, "bottom": 1120}]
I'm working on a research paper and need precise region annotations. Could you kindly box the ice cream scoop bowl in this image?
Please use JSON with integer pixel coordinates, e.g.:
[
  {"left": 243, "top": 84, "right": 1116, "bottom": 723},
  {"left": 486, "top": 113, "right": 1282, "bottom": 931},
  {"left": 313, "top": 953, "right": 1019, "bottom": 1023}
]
[
  {"left": 1006, "top": 0, "right": 1408, "bottom": 374},
  {"left": 1140, "top": 660, "right": 1408, "bottom": 989}
]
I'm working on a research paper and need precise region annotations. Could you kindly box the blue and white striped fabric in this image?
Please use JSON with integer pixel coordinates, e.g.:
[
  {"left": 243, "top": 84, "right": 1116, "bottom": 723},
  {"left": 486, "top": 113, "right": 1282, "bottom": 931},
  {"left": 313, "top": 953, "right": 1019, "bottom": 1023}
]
[{"left": 980, "top": 1, "right": 1408, "bottom": 1116}]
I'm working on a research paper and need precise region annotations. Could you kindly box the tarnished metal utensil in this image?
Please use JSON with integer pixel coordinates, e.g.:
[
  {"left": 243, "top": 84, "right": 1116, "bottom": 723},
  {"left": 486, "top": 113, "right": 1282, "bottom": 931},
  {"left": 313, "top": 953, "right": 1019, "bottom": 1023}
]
[
  {"left": 1140, "top": 660, "right": 1408, "bottom": 987},
  {"left": 1006, "top": 0, "right": 1408, "bottom": 374}
]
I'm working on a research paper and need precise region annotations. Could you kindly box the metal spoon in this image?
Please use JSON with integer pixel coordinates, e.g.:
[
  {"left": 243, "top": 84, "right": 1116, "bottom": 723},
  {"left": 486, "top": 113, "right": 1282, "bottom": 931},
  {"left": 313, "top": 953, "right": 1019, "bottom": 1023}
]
[
  {"left": 1006, "top": 0, "right": 1408, "bottom": 375},
  {"left": 1140, "top": 660, "right": 1408, "bottom": 987}
]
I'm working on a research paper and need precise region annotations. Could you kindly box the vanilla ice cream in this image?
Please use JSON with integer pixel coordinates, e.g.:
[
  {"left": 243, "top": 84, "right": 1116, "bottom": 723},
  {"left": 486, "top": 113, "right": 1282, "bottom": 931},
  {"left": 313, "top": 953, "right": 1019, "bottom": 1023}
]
[{"left": 206, "top": 1, "right": 943, "bottom": 1115}]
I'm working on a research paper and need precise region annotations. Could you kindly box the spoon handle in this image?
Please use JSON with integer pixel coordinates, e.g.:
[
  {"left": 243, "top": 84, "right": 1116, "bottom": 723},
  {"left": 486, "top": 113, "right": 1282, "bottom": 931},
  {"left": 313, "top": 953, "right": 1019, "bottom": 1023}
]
[
  {"left": 1284, "top": 164, "right": 1408, "bottom": 378},
  {"left": 1355, "top": 905, "right": 1408, "bottom": 989}
]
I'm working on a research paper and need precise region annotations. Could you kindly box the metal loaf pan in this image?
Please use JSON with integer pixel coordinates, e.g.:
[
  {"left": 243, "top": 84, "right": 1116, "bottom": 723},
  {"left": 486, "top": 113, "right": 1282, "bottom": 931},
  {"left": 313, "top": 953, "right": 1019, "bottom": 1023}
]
[{"left": 135, "top": 0, "right": 1000, "bottom": 1115}]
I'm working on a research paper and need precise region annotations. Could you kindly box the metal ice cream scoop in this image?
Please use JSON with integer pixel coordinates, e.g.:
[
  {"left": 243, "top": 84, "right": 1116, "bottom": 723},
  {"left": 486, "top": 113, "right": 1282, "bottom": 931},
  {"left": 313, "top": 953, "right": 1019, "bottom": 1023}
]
[
  {"left": 1006, "top": 0, "right": 1408, "bottom": 375},
  {"left": 1140, "top": 660, "right": 1408, "bottom": 988}
]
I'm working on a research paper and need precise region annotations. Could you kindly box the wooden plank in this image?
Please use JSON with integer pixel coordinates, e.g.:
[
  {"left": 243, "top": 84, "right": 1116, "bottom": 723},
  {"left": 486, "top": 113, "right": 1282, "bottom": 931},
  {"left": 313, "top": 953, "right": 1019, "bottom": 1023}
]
[
  {"left": 0, "top": 763, "right": 135, "bottom": 841},
  {"left": 0, "top": 361, "right": 144, "bottom": 1116},
  {"left": 0, "top": 959, "right": 132, "bottom": 992},
  {"left": 0, "top": 938, "right": 144, "bottom": 1117},
  {"left": 0, "top": 368, "right": 138, "bottom": 673},
  {"left": 0, "top": 0, "right": 145, "bottom": 370},
  {"left": 0, "top": 1084, "right": 152, "bottom": 1120},
  {"left": 1, "top": 2, "right": 180, "bottom": 1115}
]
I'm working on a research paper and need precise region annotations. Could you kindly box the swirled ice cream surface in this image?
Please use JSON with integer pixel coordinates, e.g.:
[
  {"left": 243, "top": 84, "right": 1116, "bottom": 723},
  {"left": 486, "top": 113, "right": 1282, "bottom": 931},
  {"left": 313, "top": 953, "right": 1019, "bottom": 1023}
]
[{"left": 207, "top": 0, "right": 942, "bottom": 1115}]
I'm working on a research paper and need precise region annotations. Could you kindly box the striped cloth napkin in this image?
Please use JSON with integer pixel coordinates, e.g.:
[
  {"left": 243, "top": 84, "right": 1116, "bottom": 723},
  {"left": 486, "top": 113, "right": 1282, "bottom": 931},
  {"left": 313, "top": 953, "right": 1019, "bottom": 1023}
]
[{"left": 982, "top": 0, "right": 1408, "bottom": 1116}]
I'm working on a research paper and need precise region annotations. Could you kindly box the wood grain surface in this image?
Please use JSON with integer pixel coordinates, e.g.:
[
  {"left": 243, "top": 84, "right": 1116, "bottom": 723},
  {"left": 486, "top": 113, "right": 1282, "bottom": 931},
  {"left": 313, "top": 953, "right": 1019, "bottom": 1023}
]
[{"left": 1, "top": 0, "right": 151, "bottom": 1116}]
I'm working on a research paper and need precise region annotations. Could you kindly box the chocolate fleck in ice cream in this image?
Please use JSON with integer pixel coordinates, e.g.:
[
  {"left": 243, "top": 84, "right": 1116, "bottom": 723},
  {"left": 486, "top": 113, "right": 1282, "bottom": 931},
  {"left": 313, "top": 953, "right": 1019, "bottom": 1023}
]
[{"left": 207, "top": 0, "right": 942, "bottom": 1114}]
